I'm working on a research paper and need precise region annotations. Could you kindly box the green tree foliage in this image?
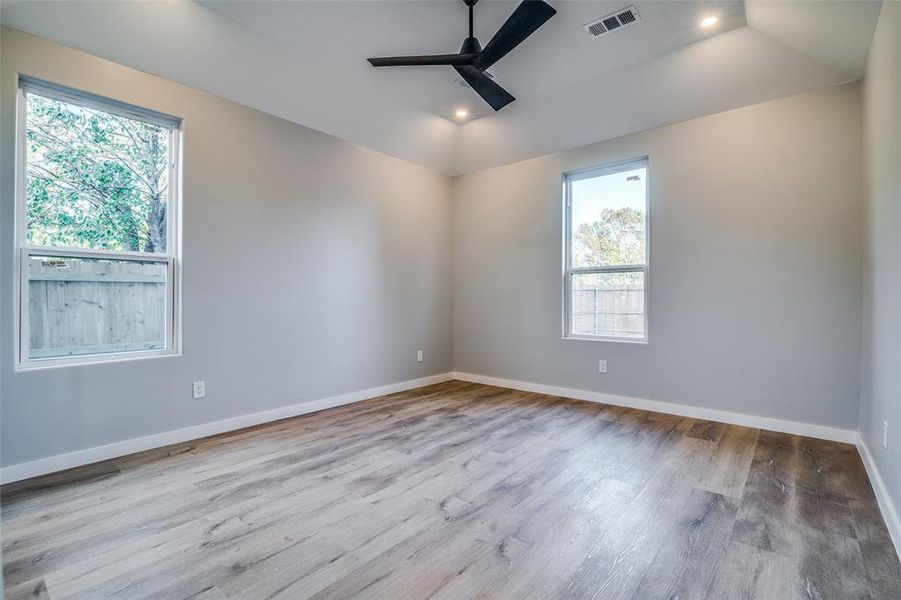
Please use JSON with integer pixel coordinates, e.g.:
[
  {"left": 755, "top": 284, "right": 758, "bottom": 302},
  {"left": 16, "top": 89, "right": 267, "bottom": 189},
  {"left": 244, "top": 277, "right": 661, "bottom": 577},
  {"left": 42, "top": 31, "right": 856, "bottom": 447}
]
[
  {"left": 25, "top": 93, "right": 169, "bottom": 253},
  {"left": 572, "top": 206, "right": 645, "bottom": 267}
]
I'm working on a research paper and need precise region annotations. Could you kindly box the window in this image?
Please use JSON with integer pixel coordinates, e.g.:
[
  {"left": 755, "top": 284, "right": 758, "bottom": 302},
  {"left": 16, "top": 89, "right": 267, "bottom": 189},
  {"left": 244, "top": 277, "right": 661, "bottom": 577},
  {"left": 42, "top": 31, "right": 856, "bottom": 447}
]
[
  {"left": 563, "top": 157, "right": 648, "bottom": 342},
  {"left": 15, "top": 77, "right": 181, "bottom": 367}
]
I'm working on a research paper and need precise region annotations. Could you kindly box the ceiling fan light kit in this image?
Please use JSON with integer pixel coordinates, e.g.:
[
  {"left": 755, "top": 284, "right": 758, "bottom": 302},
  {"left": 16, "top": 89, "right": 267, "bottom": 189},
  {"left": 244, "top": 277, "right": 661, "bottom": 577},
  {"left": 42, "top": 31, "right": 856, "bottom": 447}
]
[{"left": 366, "top": 0, "right": 557, "bottom": 112}]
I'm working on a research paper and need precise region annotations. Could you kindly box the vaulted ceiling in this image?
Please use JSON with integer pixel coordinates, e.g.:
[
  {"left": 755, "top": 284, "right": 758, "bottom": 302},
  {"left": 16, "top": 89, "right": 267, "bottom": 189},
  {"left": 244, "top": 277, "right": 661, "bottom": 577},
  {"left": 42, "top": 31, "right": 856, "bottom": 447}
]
[{"left": 0, "top": 0, "right": 882, "bottom": 174}]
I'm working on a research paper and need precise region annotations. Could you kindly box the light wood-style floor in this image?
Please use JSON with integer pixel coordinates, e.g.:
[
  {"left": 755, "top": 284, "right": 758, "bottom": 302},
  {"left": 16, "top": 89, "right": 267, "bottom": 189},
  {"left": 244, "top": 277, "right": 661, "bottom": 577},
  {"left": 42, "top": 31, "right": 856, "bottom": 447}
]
[{"left": 3, "top": 380, "right": 899, "bottom": 599}]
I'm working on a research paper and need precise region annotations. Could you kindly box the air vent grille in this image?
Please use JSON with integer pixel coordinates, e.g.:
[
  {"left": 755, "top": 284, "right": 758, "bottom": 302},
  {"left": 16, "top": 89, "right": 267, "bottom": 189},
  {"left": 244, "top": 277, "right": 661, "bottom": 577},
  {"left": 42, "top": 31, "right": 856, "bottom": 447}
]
[
  {"left": 586, "top": 21, "right": 607, "bottom": 37},
  {"left": 617, "top": 9, "right": 637, "bottom": 25},
  {"left": 584, "top": 5, "right": 640, "bottom": 39}
]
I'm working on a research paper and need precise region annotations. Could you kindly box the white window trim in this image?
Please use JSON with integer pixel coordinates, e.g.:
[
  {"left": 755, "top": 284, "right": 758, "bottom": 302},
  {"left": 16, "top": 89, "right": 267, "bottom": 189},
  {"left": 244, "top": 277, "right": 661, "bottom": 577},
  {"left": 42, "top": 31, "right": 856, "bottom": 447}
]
[
  {"left": 14, "top": 77, "right": 183, "bottom": 370},
  {"left": 562, "top": 156, "right": 650, "bottom": 344}
]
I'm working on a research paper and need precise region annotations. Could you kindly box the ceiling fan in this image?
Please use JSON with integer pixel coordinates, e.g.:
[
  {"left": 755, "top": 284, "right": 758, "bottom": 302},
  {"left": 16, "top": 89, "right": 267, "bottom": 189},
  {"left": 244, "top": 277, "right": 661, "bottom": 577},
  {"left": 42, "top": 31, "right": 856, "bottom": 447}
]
[{"left": 367, "top": 0, "right": 557, "bottom": 112}]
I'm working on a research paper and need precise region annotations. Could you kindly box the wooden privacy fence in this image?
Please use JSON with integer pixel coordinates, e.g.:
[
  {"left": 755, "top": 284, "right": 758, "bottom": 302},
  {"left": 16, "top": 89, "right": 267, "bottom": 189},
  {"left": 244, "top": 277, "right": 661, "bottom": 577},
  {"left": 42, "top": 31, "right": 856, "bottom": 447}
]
[
  {"left": 572, "top": 284, "right": 644, "bottom": 337},
  {"left": 27, "top": 257, "right": 167, "bottom": 358},
  {"left": 25, "top": 260, "right": 641, "bottom": 358}
]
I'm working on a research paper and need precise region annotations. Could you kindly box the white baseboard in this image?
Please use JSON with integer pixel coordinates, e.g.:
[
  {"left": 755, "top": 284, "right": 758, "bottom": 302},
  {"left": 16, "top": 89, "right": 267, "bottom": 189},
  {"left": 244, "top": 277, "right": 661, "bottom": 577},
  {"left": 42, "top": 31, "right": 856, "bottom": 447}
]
[
  {"left": 452, "top": 371, "right": 858, "bottom": 444},
  {"left": 856, "top": 436, "right": 901, "bottom": 561},
  {"left": 0, "top": 372, "right": 454, "bottom": 485}
]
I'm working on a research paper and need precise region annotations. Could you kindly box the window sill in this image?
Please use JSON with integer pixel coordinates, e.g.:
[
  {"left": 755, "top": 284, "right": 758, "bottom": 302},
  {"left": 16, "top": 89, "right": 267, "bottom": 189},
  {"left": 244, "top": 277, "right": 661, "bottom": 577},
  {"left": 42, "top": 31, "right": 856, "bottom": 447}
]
[
  {"left": 562, "top": 334, "right": 649, "bottom": 345},
  {"left": 16, "top": 349, "right": 181, "bottom": 372}
]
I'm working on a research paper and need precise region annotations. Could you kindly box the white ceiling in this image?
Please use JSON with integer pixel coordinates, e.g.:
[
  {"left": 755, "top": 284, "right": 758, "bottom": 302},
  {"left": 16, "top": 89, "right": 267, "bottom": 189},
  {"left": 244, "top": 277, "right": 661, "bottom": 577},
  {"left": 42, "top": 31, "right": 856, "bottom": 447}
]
[{"left": 0, "top": 0, "right": 882, "bottom": 175}]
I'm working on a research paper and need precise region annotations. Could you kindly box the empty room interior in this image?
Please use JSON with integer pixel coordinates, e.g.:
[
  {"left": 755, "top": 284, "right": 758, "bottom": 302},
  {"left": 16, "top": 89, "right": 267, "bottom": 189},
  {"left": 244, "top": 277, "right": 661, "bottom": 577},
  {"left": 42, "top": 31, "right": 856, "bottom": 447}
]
[{"left": 1, "top": 0, "right": 900, "bottom": 598}]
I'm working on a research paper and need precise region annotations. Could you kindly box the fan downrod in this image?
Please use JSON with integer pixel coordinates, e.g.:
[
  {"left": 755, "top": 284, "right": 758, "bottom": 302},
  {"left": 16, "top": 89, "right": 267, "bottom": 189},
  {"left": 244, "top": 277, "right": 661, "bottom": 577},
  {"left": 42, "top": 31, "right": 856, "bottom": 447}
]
[{"left": 462, "top": 0, "right": 480, "bottom": 51}]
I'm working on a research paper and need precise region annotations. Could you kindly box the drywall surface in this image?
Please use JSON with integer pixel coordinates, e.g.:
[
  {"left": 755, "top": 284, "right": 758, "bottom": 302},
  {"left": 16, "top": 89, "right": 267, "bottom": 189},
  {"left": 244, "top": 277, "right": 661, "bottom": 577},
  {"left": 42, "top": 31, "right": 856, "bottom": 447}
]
[
  {"left": 453, "top": 83, "right": 863, "bottom": 429},
  {"left": 861, "top": 0, "right": 901, "bottom": 532},
  {"left": 0, "top": 28, "right": 453, "bottom": 466}
]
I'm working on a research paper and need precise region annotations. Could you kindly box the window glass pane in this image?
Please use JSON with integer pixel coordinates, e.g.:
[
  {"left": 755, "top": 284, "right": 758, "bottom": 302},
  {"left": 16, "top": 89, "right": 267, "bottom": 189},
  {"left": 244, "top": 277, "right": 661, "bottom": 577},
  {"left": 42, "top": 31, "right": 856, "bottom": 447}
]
[
  {"left": 27, "top": 255, "right": 168, "bottom": 359},
  {"left": 25, "top": 91, "right": 170, "bottom": 253},
  {"left": 571, "top": 166, "right": 646, "bottom": 268},
  {"left": 570, "top": 271, "right": 645, "bottom": 339}
]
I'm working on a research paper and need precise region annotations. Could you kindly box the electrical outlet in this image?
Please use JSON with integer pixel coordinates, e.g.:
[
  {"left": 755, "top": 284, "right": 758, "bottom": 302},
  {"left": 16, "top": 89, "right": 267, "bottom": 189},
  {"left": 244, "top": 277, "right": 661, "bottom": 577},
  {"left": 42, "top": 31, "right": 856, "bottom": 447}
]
[
  {"left": 192, "top": 381, "right": 206, "bottom": 399},
  {"left": 417, "top": 350, "right": 423, "bottom": 362},
  {"left": 598, "top": 360, "right": 607, "bottom": 374},
  {"left": 884, "top": 421, "right": 889, "bottom": 448}
]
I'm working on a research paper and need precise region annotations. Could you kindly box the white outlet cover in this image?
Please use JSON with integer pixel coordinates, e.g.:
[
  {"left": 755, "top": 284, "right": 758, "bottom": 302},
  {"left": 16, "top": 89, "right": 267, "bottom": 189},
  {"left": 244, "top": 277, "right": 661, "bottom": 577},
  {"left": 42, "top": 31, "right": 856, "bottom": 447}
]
[
  {"left": 598, "top": 360, "right": 607, "bottom": 374},
  {"left": 417, "top": 350, "right": 423, "bottom": 362},
  {"left": 193, "top": 381, "right": 206, "bottom": 399}
]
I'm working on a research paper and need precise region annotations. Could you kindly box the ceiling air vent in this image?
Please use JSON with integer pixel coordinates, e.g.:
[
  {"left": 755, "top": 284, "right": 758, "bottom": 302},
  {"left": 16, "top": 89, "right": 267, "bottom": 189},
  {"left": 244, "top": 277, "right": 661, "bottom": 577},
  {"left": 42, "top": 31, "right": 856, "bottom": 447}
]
[{"left": 584, "top": 5, "right": 640, "bottom": 39}]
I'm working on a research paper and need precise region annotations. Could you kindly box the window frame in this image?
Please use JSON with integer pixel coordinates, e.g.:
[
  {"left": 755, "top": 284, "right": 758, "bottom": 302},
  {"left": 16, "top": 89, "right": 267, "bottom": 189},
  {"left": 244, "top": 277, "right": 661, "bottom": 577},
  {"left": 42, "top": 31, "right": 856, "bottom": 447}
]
[
  {"left": 562, "top": 156, "right": 650, "bottom": 343},
  {"left": 14, "top": 76, "right": 183, "bottom": 370}
]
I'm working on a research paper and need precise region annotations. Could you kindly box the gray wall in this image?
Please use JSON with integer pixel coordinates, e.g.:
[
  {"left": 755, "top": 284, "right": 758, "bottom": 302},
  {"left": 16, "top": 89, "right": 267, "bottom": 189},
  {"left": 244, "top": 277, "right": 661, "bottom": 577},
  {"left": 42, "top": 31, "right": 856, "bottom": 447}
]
[
  {"left": 0, "top": 28, "right": 454, "bottom": 467},
  {"left": 861, "top": 2, "right": 901, "bottom": 521},
  {"left": 453, "top": 83, "right": 863, "bottom": 429}
]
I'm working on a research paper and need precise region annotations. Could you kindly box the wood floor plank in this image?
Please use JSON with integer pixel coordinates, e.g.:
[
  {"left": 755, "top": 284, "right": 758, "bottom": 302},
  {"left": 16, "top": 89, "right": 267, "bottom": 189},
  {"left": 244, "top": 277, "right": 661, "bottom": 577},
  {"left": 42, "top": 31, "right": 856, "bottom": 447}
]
[
  {"left": 705, "top": 539, "right": 797, "bottom": 600},
  {"left": 695, "top": 424, "right": 760, "bottom": 498},
  {"left": 631, "top": 488, "right": 740, "bottom": 599},
  {"left": 732, "top": 429, "right": 800, "bottom": 557},
  {"left": 686, "top": 419, "right": 727, "bottom": 443},
  {"left": 794, "top": 437, "right": 858, "bottom": 539},
  {"left": 2, "top": 380, "right": 898, "bottom": 599},
  {"left": 4, "top": 578, "right": 51, "bottom": 600}
]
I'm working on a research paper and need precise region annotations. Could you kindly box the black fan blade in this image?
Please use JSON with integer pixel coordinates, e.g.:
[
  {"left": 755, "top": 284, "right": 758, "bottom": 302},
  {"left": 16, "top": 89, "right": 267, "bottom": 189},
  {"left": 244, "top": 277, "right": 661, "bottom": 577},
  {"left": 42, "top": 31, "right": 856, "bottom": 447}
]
[
  {"left": 368, "top": 53, "right": 478, "bottom": 67},
  {"left": 454, "top": 65, "right": 515, "bottom": 111},
  {"left": 474, "top": 0, "right": 556, "bottom": 71}
]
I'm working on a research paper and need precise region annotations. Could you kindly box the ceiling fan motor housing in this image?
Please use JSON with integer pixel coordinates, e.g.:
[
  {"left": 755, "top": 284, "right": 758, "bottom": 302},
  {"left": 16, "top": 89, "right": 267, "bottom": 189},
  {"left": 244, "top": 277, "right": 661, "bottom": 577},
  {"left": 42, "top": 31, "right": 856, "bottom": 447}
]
[{"left": 460, "top": 36, "right": 482, "bottom": 55}]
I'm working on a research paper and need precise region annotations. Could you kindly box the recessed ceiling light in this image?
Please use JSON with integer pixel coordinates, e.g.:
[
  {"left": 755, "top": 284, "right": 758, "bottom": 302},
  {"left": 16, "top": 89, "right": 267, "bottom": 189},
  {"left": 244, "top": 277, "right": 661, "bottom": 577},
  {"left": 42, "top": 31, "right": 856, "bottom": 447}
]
[
  {"left": 455, "top": 109, "right": 468, "bottom": 119},
  {"left": 700, "top": 16, "right": 719, "bottom": 29}
]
